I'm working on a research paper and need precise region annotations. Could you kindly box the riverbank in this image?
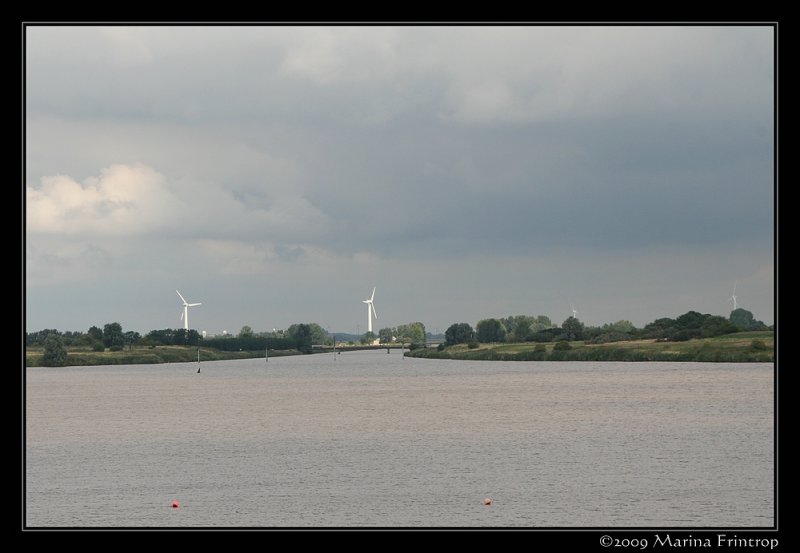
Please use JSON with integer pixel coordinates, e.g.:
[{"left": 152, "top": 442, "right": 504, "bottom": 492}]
[
  {"left": 406, "top": 331, "right": 774, "bottom": 362},
  {"left": 25, "top": 345, "right": 301, "bottom": 367}
]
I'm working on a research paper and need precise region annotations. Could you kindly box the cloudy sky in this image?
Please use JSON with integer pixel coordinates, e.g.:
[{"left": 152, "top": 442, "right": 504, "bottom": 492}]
[{"left": 25, "top": 25, "right": 774, "bottom": 335}]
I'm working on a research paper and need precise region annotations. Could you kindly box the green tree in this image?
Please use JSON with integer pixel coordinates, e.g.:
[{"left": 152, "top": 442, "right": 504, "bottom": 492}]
[
  {"left": 42, "top": 334, "right": 67, "bottom": 367},
  {"left": 642, "top": 317, "right": 677, "bottom": 339},
  {"left": 535, "top": 315, "right": 553, "bottom": 329},
  {"left": 445, "top": 323, "right": 475, "bottom": 345},
  {"left": 510, "top": 319, "right": 531, "bottom": 342},
  {"left": 123, "top": 331, "right": 141, "bottom": 350},
  {"left": 239, "top": 325, "right": 254, "bottom": 338},
  {"left": 561, "top": 316, "right": 584, "bottom": 341},
  {"left": 88, "top": 325, "right": 103, "bottom": 342},
  {"left": 395, "top": 322, "right": 426, "bottom": 345},
  {"left": 605, "top": 320, "right": 635, "bottom": 334},
  {"left": 378, "top": 327, "right": 394, "bottom": 344},
  {"left": 676, "top": 311, "right": 705, "bottom": 329},
  {"left": 361, "top": 331, "right": 377, "bottom": 344},
  {"left": 186, "top": 329, "right": 201, "bottom": 346},
  {"left": 729, "top": 308, "right": 765, "bottom": 331},
  {"left": 102, "top": 323, "right": 124, "bottom": 348},
  {"left": 476, "top": 318, "right": 507, "bottom": 343},
  {"left": 308, "top": 323, "right": 331, "bottom": 345},
  {"left": 289, "top": 323, "right": 313, "bottom": 354}
]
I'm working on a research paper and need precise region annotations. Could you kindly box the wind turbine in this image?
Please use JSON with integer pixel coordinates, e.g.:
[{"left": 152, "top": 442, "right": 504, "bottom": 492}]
[
  {"left": 176, "top": 290, "right": 202, "bottom": 331},
  {"left": 571, "top": 303, "right": 578, "bottom": 319},
  {"left": 728, "top": 283, "right": 738, "bottom": 310},
  {"left": 362, "top": 287, "right": 378, "bottom": 333}
]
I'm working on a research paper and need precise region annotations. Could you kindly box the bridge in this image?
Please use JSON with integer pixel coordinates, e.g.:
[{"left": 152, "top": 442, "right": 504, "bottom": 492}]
[{"left": 312, "top": 344, "right": 407, "bottom": 353}]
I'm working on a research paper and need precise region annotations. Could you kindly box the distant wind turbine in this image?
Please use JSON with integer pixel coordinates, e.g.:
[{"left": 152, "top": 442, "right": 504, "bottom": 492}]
[
  {"left": 176, "top": 290, "right": 202, "bottom": 331},
  {"left": 362, "top": 287, "right": 378, "bottom": 333},
  {"left": 571, "top": 303, "right": 578, "bottom": 319},
  {"left": 728, "top": 283, "right": 738, "bottom": 310}
]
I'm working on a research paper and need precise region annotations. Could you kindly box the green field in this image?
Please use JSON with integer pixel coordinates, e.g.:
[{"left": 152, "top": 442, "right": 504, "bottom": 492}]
[
  {"left": 408, "top": 331, "right": 774, "bottom": 362},
  {"left": 25, "top": 345, "right": 300, "bottom": 368}
]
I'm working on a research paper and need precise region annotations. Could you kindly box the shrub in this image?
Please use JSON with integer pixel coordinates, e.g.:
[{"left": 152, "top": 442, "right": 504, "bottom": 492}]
[
  {"left": 553, "top": 340, "right": 572, "bottom": 351},
  {"left": 436, "top": 343, "right": 445, "bottom": 351},
  {"left": 109, "top": 345, "right": 124, "bottom": 352},
  {"left": 751, "top": 339, "right": 767, "bottom": 351},
  {"left": 534, "top": 343, "right": 546, "bottom": 353},
  {"left": 92, "top": 342, "right": 105, "bottom": 352},
  {"left": 467, "top": 339, "right": 480, "bottom": 349}
]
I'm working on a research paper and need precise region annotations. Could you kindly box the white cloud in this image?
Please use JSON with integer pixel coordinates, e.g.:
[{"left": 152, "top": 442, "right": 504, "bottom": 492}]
[
  {"left": 26, "top": 164, "right": 178, "bottom": 235},
  {"left": 26, "top": 162, "right": 331, "bottom": 241}
]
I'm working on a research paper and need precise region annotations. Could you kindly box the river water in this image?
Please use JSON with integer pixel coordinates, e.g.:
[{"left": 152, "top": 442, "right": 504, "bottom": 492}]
[{"left": 25, "top": 351, "right": 774, "bottom": 527}]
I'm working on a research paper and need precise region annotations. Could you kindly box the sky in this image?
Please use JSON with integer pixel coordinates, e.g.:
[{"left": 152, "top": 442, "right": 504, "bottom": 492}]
[{"left": 25, "top": 25, "right": 775, "bottom": 335}]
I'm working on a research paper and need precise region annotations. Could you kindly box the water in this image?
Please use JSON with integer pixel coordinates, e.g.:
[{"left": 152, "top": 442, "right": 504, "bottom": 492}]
[{"left": 25, "top": 352, "right": 774, "bottom": 527}]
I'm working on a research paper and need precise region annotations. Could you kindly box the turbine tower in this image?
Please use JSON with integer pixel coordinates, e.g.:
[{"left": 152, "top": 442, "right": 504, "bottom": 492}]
[
  {"left": 362, "top": 286, "right": 378, "bottom": 333},
  {"left": 728, "top": 283, "right": 738, "bottom": 310},
  {"left": 176, "top": 290, "right": 202, "bottom": 331}
]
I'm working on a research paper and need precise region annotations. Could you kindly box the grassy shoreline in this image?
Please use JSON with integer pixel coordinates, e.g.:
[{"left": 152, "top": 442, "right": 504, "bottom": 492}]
[
  {"left": 25, "top": 345, "right": 301, "bottom": 368},
  {"left": 407, "top": 331, "right": 774, "bottom": 363}
]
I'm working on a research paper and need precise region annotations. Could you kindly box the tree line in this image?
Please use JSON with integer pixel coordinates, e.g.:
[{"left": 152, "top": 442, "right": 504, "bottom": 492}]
[
  {"left": 442, "top": 308, "right": 770, "bottom": 346},
  {"left": 26, "top": 308, "right": 770, "bottom": 367},
  {"left": 27, "top": 321, "right": 340, "bottom": 366}
]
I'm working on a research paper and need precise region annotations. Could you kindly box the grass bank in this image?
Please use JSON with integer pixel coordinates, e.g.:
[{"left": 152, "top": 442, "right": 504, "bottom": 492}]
[
  {"left": 407, "top": 331, "right": 774, "bottom": 363},
  {"left": 25, "top": 345, "right": 301, "bottom": 367}
]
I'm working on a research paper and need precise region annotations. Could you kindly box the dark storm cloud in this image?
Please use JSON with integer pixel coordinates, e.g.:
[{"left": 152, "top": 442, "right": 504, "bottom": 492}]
[{"left": 25, "top": 26, "right": 774, "bottom": 331}]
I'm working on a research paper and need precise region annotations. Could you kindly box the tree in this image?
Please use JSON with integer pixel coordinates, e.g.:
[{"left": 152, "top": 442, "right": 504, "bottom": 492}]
[
  {"left": 561, "top": 316, "right": 584, "bottom": 341},
  {"left": 395, "top": 322, "right": 426, "bottom": 345},
  {"left": 535, "top": 315, "right": 553, "bottom": 329},
  {"left": 361, "top": 331, "right": 377, "bottom": 344},
  {"left": 729, "top": 308, "right": 766, "bottom": 331},
  {"left": 123, "top": 331, "right": 141, "bottom": 350},
  {"left": 102, "top": 323, "right": 124, "bottom": 348},
  {"left": 308, "top": 323, "right": 331, "bottom": 345},
  {"left": 604, "top": 320, "right": 635, "bottom": 334},
  {"left": 88, "top": 326, "right": 103, "bottom": 342},
  {"left": 642, "top": 317, "right": 677, "bottom": 340},
  {"left": 288, "top": 324, "right": 313, "bottom": 353},
  {"left": 239, "top": 326, "right": 254, "bottom": 338},
  {"left": 186, "top": 329, "right": 201, "bottom": 346},
  {"left": 378, "top": 327, "right": 394, "bottom": 344},
  {"left": 509, "top": 319, "right": 531, "bottom": 342},
  {"left": 445, "top": 323, "right": 475, "bottom": 346},
  {"left": 676, "top": 311, "right": 705, "bottom": 329},
  {"left": 42, "top": 334, "right": 67, "bottom": 367},
  {"left": 476, "top": 318, "right": 507, "bottom": 343}
]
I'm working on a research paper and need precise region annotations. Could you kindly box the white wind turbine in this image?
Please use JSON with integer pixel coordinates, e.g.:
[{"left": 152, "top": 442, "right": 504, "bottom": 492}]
[
  {"left": 362, "top": 287, "right": 378, "bottom": 333},
  {"left": 728, "top": 283, "right": 738, "bottom": 311},
  {"left": 176, "top": 290, "right": 202, "bottom": 330},
  {"left": 571, "top": 303, "right": 578, "bottom": 319}
]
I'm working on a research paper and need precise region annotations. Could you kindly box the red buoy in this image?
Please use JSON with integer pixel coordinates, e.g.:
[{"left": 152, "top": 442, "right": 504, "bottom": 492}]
[{"left": 172, "top": 500, "right": 180, "bottom": 509}]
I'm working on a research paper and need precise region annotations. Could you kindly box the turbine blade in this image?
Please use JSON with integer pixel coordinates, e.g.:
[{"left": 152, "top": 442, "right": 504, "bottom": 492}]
[
  {"left": 180, "top": 310, "right": 184, "bottom": 321},
  {"left": 371, "top": 287, "right": 376, "bottom": 301},
  {"left": 176, "top": 290, "right": 187, "bottom": 304},
  {"left": 371, "top": 303, "right": 378, "bottom": 319},
  {"left": 189, "top": 302, "right": 202, "bottom": 306}
]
